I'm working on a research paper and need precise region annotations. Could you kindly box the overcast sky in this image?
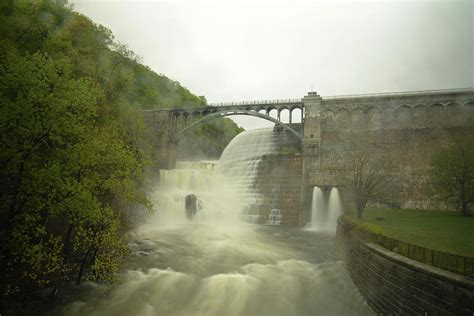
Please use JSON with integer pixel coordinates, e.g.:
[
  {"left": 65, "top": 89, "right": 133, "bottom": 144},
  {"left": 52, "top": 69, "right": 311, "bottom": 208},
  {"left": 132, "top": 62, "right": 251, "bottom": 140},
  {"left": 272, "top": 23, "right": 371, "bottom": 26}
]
[{"left": 73, "top": 0, "right": 473, "bottom": 129}]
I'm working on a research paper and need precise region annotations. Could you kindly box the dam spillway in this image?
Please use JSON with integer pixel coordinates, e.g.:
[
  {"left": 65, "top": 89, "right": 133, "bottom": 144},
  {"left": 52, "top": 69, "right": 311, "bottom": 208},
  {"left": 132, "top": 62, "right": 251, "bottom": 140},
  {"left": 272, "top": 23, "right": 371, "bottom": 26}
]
[
  {"left": 61, "top": 127, "right": 373, "bottom": 316},
  {"left": 216, "top": 127, "right": 303, "bottom": 225}
]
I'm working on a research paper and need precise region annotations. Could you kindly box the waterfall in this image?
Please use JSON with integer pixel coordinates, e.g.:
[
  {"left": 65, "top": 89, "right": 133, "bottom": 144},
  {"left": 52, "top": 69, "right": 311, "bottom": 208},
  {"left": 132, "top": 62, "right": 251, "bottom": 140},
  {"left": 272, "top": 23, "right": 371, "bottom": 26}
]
[
  {"left": 215, "top": 128, "right": 300, "bottom": 224},
  {"left": 267, "top": 209, "right": 282, "bottom": 225},
  {"left": 308, "top": 187, "right": 342, "bottom": 232},
  {"left": 308, "top": 187, "right": 325, "bottom": 230},
  {"left": 151, "top": 128, "right": 300, "bottom": 226},
  {"left": 148, "top": 162, "right": 243, "bottom": 227},
  {"left": 327, "top": 187, "right": 343, "bottom": 232}
]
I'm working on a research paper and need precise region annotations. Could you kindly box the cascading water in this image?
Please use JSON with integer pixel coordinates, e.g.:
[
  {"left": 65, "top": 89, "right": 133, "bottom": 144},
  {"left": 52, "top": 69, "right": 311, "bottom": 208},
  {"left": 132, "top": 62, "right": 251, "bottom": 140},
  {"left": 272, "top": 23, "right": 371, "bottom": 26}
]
[
  {"left": 61, "top": 129, "right": 372, "bottom": 316},
  {"left": 327, "top": 187, "right": 343, "bottom": 232},
  {"left": 215, "top": 128, "right": 300, "bottom": 224},
  {"left": 308, "top": 187, "right": 343, "bottom": 233},
  {"left": 308, "top": 186, "right": 325, "bottom": 230},
  {"left": 150, "top": 162, "right": 243, "bottom": 226},
  {"left": 267, "top": 209, "right": 282, "bottom": 225}
]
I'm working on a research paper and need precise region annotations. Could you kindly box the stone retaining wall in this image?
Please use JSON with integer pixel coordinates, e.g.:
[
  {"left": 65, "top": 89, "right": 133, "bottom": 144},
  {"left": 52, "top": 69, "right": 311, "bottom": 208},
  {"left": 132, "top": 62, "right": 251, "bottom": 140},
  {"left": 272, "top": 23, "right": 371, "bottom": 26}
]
[
  {"left": 337, "top": 219, "right": 474, "bottom": 315},
  {"left": 256, "top": 154, "right": 303, "bottom": 225},
  {"left": 302, "top": 89, "right": 474, "bottom": 214}
]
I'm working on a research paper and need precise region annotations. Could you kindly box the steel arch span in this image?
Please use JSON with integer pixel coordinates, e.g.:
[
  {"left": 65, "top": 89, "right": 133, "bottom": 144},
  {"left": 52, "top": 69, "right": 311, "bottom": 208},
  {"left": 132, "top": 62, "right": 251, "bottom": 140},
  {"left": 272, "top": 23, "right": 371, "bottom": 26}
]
[{"left": 173, "top": 110, "right": 303, "bottom": 142}]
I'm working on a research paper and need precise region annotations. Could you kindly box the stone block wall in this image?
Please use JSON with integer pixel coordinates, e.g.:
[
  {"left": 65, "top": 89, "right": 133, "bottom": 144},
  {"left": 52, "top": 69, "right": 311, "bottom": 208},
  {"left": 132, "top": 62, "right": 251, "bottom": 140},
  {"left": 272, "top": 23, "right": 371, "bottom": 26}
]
[
  {"left": 255, "top": 154, "right": 303, "bottom": 225},
  {"left": 337, "top": 219, "right": 474, "bottom": 315},
  {"left": 302, "top": 89, "right": 474, "bottom": 213}
]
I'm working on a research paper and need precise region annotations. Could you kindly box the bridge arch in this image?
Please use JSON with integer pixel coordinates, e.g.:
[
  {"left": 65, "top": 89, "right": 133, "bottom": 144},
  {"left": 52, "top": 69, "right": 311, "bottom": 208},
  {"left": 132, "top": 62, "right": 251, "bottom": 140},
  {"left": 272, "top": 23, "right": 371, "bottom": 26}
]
[{"left": 173, "top": 110, "right": 303, "bottom": 142}]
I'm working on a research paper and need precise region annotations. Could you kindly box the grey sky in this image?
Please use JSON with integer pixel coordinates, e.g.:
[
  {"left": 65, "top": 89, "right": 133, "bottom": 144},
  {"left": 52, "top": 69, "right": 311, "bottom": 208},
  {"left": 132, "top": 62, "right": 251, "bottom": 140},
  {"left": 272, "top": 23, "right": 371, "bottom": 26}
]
[{"left": 73, "top": 0, "right": 473, "bottom": 129}]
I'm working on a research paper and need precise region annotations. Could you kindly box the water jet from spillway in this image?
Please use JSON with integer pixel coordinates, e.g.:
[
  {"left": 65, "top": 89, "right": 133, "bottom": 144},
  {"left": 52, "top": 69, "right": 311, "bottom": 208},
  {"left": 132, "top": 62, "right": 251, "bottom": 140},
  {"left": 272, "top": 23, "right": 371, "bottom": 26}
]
[{"left": 308, "top": 187, "right": 343, "bottom": 233}]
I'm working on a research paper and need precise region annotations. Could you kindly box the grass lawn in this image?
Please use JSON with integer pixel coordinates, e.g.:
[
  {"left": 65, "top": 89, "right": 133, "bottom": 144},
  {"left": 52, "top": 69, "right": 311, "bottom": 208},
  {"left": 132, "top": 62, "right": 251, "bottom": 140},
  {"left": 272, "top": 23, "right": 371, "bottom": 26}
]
[{"left": 347, "top": 208, "right": 474, "bottom": 258}]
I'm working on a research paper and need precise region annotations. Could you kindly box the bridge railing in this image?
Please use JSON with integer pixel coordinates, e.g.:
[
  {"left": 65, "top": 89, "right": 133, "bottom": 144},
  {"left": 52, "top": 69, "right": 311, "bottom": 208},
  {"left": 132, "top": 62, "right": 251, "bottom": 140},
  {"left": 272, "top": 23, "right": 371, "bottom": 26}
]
[
  {"left": 322, "top": 88, "right": 474, "bottom": 100},
  {"left": 209, "top": 98, "right": 303, "bottom": 107}
]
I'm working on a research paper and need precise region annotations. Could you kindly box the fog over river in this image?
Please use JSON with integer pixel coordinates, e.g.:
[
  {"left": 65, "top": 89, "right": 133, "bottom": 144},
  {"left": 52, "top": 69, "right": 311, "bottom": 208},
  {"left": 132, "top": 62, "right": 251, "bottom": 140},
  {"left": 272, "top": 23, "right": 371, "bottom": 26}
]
[
  {"left": 65, "top": 222, "right": 372, "bottom": 315},
  {"left": 63, "top": 129, "right": 373, "bottom": 316}
]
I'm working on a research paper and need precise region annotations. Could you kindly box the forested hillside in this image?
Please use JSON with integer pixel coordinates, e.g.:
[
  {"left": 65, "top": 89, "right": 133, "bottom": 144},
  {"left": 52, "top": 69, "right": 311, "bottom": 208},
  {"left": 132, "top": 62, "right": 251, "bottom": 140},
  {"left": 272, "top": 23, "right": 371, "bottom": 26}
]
[{"left": 0, "top": 0, "right": 241, "bottom": 311}]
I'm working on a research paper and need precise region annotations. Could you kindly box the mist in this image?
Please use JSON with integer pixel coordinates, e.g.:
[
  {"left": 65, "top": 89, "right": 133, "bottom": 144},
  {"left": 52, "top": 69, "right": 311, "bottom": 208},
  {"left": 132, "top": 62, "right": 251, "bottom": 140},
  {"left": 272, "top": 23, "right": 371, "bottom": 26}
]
[{"left": 73, "top": 0, "right": 473, "bottom": 129}]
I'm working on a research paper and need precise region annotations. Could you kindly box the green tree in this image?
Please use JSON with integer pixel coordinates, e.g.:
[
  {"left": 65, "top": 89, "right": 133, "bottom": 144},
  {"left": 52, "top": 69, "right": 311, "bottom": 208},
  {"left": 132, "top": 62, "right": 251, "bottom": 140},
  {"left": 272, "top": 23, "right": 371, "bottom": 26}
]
[
  {"left": 0, "top": 51, "right": 102, "bottom": 298},
  {"left": 0, "top": 0, "right": 240, "bottom": 311},
  {"left": 343, "top": 143, "right": 391, "bottom": 219},
  {"left": 430, "top": 137, "right": 474, "bottom": 216}
]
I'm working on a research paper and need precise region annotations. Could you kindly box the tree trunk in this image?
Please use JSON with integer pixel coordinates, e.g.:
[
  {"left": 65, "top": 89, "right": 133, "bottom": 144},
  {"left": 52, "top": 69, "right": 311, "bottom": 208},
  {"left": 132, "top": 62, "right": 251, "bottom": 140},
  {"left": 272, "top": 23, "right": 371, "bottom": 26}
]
[{"left": 76, "top": 249, "right": 90, "bottom": 285}]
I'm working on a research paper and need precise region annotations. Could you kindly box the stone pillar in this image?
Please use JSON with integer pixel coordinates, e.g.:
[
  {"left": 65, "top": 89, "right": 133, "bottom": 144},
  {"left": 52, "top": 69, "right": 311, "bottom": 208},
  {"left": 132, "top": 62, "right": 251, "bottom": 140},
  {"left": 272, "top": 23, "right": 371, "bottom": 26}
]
[{"left": 299, "top": 92, "right": 322, "bottom": 225}]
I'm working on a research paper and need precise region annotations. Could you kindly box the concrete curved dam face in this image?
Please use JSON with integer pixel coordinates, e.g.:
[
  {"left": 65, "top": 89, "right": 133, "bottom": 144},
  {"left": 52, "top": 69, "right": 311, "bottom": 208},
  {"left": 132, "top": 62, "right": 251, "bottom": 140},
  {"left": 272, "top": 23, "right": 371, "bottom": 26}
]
[
  {"left": 62, "top": 127, "right": 373, "bottom": 316},
  {"left": 216, "top": 127, "right": 303, "bottom": 225}
]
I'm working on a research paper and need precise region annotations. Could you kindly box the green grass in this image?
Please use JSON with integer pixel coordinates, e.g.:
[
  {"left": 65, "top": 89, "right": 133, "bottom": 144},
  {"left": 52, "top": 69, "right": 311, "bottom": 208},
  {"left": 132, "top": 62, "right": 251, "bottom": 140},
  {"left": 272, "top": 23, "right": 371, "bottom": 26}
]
[{"left": 347, "top": 208, "right": 474, "bottom": 258}]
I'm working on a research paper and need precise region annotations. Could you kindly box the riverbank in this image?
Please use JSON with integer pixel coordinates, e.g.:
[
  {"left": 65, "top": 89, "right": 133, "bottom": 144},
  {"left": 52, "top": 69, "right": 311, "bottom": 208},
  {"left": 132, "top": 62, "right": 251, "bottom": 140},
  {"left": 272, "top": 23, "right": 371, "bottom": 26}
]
[
  {"left": 342, "top": 208, "right": 474, "bottom": 276},
  {"left": 336, "top": 219, "right": 474, "bottom": 315},
  {"left": 347, "top": 208, "right": 474, "bottom": 257}
]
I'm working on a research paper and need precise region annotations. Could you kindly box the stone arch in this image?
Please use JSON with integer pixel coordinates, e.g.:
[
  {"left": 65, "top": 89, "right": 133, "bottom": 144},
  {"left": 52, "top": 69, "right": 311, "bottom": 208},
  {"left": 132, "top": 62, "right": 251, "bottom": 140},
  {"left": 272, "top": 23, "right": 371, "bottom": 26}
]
[
  {"left": 290, "top": 108, "right": 303, "bottom": 124},
  {"left": 394, "top": 105, "right": 412, "bottom": 129},
  {"left": 267, "top": 108, "right": 278, "bottom": 120},
  {"left": 427, "top": 103, "right": 444, "bottom": 127},
  {"left": 290, "top": 104, "right": 304, "bottom": 111},
  {"left": 366, "top": 107, "right": 382, "bottom": 130},
  {"left": 265, "top": 106, "right": 277, "bottom": 115},
  {"left": 279, "top": 107, "right": 290, "bottom": 124},
  {"left": 382, "top": 106, "right": 396, "bottom": 129},
  {"left": 334, "top": 108, "right": 350, "bottom": 131},
  {"left": 444, "top": 102, "right": 463, "bottom": 127},
  {"left": 349, "top": 107, "right": 365, "bottom": 130},
  {"left": 322, "top": 109, "right": 336, "bottom": 131},
  {"left": 412, "top": 104, "right": 427, "bottom": 128}
]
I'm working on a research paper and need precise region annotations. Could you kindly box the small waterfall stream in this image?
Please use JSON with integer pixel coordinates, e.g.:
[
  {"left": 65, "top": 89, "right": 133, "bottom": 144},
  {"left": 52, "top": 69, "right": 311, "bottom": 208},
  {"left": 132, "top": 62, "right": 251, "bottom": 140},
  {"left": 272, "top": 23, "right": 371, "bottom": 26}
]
[
  {"left": 308, "top": 187, "right": 343, "bottom": 233},
  {"left": 152, "top": 165, "right": 242, "bottom": 226}
]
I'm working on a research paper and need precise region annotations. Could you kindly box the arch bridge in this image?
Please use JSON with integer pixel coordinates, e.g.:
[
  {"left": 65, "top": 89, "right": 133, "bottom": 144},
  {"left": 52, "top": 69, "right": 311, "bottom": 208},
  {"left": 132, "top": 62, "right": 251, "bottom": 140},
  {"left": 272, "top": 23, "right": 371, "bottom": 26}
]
[{"left": 146, "top": 99, "right": 305, "bottom": 142}]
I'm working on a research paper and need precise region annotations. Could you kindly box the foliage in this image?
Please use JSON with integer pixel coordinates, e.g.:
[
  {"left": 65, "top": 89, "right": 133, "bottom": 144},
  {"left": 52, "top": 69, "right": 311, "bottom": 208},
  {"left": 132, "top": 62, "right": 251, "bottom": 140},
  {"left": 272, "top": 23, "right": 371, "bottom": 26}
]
[
  {"left": 177, "top": 118, "right": 244, "bottom": 159},
  {"left": 430, "top": 137, "right": 474, "bottom": 216},
  {"left": 0, "top": 0, "right": 240, "bottom": 311}
]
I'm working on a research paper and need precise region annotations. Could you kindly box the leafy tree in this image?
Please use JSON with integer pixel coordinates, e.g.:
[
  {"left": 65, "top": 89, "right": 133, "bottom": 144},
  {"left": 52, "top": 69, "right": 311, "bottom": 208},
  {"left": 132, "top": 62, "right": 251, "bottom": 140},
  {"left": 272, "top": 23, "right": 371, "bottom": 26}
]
[
  {"left": 0, "top": 0, "right": 241, "bottom": 311},
  {"left": 343, "top": 143, "right": 391, "bottom": 219},
  {"left": 430, "top": 137, "right": 474, "bottom": 216},
  {"left": 0, "top": 51, "right": 102, "bottom": 298}
]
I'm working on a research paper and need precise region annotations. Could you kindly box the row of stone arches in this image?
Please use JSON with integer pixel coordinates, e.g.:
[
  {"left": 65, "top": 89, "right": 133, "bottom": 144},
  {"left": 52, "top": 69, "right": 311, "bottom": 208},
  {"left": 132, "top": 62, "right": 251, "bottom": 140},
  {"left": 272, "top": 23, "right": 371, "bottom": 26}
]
[
  {"left": 170, "top": 102, "right": 305, "bottom": 130},
  {"left": 322, "top": 101, "right": 474, "bottom": 131}
]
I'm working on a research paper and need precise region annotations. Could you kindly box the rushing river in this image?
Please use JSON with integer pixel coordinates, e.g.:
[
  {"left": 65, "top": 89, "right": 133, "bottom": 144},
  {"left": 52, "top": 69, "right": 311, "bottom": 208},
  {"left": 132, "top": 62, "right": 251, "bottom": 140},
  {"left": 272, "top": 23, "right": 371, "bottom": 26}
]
[
  {"left": 61, "top": 128, "right": 373, "bottom": 315},
  {"left": 64, "top": 224, "right": 372, "bottom": 316}
]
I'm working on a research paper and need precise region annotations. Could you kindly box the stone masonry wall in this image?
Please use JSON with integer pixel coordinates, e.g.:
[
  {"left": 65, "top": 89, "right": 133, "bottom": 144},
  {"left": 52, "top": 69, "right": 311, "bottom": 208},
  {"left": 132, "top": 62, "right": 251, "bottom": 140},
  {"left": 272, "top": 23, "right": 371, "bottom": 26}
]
[
  {"left": 337, "top": 219, "right": 474, "bottom": 315},
  {"left": 302, "top": 89, "right": 474, "bottom": 213},
  {"left": 256, "top": 154, "right": 303, "bottom": 225}
]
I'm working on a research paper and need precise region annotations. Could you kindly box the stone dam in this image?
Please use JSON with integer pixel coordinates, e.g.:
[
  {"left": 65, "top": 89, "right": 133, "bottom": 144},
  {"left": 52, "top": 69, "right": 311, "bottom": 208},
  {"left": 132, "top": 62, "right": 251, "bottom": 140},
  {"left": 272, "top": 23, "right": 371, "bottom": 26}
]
[{"left": 145, "top": 88, "right": 474, "bottom": 225}]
